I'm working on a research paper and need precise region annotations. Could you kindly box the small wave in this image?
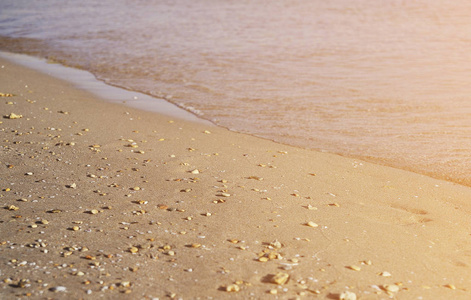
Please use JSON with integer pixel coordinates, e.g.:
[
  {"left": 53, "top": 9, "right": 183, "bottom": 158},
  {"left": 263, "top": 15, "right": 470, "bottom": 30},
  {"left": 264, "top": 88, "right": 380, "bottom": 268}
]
[{"left": 177, "top": 103, "right": 204, "bottom": 116}]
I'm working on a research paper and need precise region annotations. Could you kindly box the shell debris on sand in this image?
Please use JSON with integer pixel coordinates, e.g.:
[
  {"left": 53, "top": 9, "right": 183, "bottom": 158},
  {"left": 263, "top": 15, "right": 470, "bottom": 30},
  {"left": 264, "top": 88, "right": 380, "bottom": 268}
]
[{"left": 3, "top": 56, "right": 471, "bottom": 299}]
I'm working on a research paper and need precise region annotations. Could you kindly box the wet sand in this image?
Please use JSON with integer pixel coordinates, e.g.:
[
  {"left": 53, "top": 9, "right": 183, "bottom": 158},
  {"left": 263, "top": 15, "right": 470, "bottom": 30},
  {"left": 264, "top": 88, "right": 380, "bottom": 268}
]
[{"left": 2, "top": 55, "right": 471, "bottom": 299}]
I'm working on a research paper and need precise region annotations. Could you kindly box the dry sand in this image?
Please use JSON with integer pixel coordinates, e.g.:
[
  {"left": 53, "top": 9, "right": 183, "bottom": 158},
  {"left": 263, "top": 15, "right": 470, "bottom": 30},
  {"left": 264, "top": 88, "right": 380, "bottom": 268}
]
[{"left": 1, "top": 55, "right": 471, "bottom": 300}]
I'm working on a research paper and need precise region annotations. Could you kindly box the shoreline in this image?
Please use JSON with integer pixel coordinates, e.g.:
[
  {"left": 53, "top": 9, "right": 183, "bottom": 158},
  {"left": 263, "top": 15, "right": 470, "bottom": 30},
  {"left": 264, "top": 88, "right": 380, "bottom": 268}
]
[
  {"left": 2, "top": 50, "right": 470, "bottom": 189},
  {"left": 0, "top": 51, "right": 209, "bottom": 125},
  {"left": 2, "top": 54, "right": 471, "bottom": 299}
]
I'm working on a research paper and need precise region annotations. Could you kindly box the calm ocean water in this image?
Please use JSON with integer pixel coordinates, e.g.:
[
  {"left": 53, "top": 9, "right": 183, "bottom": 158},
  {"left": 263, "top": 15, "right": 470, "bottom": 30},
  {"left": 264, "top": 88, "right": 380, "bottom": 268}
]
[{"left": 2, "top": 0, "right": 471, "bottom": 185}]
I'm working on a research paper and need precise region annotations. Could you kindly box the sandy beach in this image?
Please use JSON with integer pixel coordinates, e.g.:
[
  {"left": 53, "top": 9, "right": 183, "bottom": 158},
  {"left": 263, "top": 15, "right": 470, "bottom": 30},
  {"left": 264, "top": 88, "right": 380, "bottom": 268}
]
[{"left": 2, "top": 55, "right": 471, "bottom": 299}]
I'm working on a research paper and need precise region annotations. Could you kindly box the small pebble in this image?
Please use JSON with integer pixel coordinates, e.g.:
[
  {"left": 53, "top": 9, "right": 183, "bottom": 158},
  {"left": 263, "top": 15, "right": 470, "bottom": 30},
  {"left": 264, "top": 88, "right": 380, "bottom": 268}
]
[
  {"left": 271, "top": 272, "right": 289, "bottom": 285},
  {"left": 50, "top": 286, "right": 67, "bottom": 292},
  {"left": 7, "top": 113, "right": 23, "bottom": 119},
  {"left": 348, "top": 265, "right": 361, "bottom": 271},
  {"left": 225, "top": 284, "right": 240, "bottom": 292},
  {"left": 258, "top": 257, "right": 268, "bottom": 262},
  {"left": 445, "top": 284, "right": 456, "bottom": 290},
  {"left": 383, "top": 284, "right": 399, "bottom": 293},
  {"left": 339, "top": 291, "right": 357, "bottom": 300}
]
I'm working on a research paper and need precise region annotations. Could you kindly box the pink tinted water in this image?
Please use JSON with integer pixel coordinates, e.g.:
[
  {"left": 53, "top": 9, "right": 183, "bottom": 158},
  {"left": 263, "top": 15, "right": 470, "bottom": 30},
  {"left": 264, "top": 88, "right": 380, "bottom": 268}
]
[{"left": 1, "top": 0, "right": 471, "bottom": 184}]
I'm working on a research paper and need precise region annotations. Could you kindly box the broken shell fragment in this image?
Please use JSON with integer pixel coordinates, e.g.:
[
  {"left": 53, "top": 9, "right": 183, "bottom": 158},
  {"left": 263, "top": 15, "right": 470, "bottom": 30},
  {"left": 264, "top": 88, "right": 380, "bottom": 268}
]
[
  {"left": 7, "top": 205, "right": 19, "bottom": 211},
  {"left": 305, "top": 221, "right": 319, "bottom": 228},
  {"left": 271, "top": 272, "right": 290, "bottom": 285},
  {"left": 6, "top": 113, "right": 23, "bottom": 119},
  {"left": 348, "top": 265, "right": 361, "bottom": 271},
  {"left": 15, "top": 279, "right": 29, "bottom": 288},
  {"left": 50, "top": 286, "right": 67, "bottom": 292},
  {"left": 444, "top": 284, "right": 456, "bottom": 290},
  {"left": 225, "top": 284, "right": 240, "bottom": 292},
  {"left": 270, "top": 240, "right": 282, "bottom": 249},
  {"left": 340, "top": 291, "right": 357, "bottom": 300},
  {"left": 383, "top": 284, "right": 400, "bottom": 293},
  {"left": 258, "top": 257, "right": 269, "bottom": 262}
]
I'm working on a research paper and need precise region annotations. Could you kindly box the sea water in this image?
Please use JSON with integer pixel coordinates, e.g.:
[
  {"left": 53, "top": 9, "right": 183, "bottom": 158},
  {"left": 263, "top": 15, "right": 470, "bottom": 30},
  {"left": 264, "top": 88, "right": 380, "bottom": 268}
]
[{"left": 1, "top": 0, "right": 471, "bottom": 185}]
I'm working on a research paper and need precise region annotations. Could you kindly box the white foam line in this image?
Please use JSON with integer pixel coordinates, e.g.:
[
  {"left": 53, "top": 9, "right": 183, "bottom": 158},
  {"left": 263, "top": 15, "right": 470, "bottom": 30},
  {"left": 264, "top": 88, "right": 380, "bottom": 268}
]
[{"left": 0, "top": 51, "right": 212, "bottom": 125}]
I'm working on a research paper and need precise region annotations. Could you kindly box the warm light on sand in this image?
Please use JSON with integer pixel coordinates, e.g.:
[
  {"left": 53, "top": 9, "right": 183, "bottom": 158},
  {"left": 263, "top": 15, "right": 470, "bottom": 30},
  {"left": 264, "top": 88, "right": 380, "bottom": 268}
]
[{"left": 1, "top": 54, "right": 471, "bottom": 299}]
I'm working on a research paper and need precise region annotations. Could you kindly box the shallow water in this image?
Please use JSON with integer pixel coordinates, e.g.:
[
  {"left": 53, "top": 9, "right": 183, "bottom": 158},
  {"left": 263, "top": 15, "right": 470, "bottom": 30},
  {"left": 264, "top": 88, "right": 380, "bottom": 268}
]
[{"left": 1, "top": 0, "right": 471, "bottom": 185}]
